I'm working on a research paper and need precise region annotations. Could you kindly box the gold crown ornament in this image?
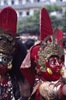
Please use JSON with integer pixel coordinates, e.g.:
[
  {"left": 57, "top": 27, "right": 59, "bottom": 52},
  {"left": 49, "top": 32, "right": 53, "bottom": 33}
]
[
  {"left": 38, "top": 28, "right": 64, "bottom": 72},
  {"left": 0, "top": 28, "right": 18, "bottom": 55}
]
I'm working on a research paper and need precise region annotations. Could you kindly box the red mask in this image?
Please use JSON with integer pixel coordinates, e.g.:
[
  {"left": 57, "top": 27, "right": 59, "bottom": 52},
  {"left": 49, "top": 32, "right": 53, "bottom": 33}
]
[
  {"left": 46, "top": 57, "right": 62, "bottom": 74},
  {"left": 41, "top": 56, "right": 63, "bottom": 81}
]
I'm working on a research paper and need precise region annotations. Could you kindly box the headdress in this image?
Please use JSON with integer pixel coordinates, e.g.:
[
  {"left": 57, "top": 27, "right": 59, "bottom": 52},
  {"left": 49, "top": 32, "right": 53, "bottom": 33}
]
[
  {"left": 40, "top": 8, "right": 53, "bottom": 41},
  {"left": 58, "top": 35, "right": 66, "bottom": 67},
  {"left": 58, "top": 35, "right": 66, "bottom": 48},
  {"left": 0, "top": 7, "right": 18, "bottom": 55},
  {"left": 38, "top": 28, "right": 64, "bottom": 72},
  {"left": 0, "top": 28, "right": 17, "bottom": 55},
  {"left": 0, "top": 6, "right": 17, "bottom": 34}
]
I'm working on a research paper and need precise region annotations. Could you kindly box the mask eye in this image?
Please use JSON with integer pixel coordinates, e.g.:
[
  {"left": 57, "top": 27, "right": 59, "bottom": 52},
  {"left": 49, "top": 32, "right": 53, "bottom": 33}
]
[
  {"left": 2, "top": 56, "right": 8, "bottom": 64},
  {"left": 0, "top": 53, "right": 13, "bottom": 65},
  {"left": 47, "top": 68, "right": 53, "bottom": 75},
  {"left": 49, "top": 61, "right": 56, "bottom": 65}
]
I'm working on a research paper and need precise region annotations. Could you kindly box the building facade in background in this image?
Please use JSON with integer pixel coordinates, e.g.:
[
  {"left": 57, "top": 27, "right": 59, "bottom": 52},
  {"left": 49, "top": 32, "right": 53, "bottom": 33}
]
[{"left": 0, "top": 0, "right": 66, "bottom": 20}]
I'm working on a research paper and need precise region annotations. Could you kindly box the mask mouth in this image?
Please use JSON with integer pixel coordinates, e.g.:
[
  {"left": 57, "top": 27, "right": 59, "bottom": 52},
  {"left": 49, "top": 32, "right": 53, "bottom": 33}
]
[
  {"left": 0, "top": 64, "right": 5, "bottom": 69},
  {"left": 0, "top": 64, "right": 8, "bottom": 73}
]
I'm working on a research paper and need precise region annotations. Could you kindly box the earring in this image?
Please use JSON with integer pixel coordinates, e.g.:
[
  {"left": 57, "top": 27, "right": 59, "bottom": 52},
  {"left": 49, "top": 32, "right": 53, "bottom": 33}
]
[{"left": 7, "top": 62, "right": 12, "bottom": 70}]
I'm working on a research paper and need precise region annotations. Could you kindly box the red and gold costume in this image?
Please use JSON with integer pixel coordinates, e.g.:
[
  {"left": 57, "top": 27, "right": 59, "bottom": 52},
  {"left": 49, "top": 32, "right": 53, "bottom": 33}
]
[
  {"left": 0, "top": 7, "right": 29, "bottom": 100},
  {"left": 20, "top": 8, "right": 66, "bottom": 100}
]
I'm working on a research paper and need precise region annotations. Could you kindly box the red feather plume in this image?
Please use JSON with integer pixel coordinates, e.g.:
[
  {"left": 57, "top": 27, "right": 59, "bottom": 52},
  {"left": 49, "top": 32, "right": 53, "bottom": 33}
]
[
  {"left": 40, "top": 8, "right": 53, "bottom": 41},
  {"left": 0, "top": 6, "right": 17, "bottom": 34}
]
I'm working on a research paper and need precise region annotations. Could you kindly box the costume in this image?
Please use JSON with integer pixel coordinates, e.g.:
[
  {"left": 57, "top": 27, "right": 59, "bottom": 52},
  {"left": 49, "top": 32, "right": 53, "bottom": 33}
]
[
  {"left": 0, "top": 7, "right": 30, "bottom": 100},
  {"left": 20, "top": 8, "right": 66, "bottom": 100}
]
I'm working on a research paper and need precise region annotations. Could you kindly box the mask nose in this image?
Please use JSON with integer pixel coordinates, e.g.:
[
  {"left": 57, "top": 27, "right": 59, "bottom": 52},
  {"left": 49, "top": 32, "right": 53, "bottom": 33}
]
[
  {"left": 55, "top": 61, "right": 60, "bottom": 73},
  {"left": 56, "top": 60, "right": 60, "bottom": 66},
  {"left": 56, "top": 67, "right": 60, "bottom": 73}
]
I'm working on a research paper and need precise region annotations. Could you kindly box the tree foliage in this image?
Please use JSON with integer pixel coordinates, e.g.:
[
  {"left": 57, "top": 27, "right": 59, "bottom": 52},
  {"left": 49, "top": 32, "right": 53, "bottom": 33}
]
[
  {"left": 17, "top": 5, "right": 66, "bottom": 34},
  {"left": 44, "top": 4, "right": 61, "bottom": 13},
  {"left": 17, "top": 9, "right": 40, "bottom": 34}
]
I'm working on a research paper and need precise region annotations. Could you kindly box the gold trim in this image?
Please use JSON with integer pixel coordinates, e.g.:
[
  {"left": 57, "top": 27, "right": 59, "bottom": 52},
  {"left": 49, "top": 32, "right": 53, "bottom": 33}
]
[{"left": 38, "top": 28, "right": 63, "bottom": 72}]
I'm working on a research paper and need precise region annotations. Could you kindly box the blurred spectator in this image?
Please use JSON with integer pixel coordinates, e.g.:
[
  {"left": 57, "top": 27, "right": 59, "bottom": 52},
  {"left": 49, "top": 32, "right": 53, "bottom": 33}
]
[{"left": 25, "top": 39, "right": 35, "bottom": 50}]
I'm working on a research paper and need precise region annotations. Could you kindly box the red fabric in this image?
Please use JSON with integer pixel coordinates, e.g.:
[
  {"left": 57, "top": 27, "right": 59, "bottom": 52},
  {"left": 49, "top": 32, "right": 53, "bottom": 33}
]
[
  {"left": 56, "top": 28, "right": 63, "bottom": 42},
  {"left": 0, "top": 7, "right": 17, "bottom": 34},
  {"left": 20, "top": 68, "right": 35, "bottom": 87},
  {"left": 40, "top": 8, "right": 53, "bottom": 40},
  {"left": 20, "top": 45, "right": 40, "bottom": 87},
  {"left": 0, "top": 11, "right": 1, "bottom": 27},
  {"left": 56, "top": 28, "right": 63, "bottom": 47},
  {"left": 35, "top": 90, "right": 41, "bottom": 100}
]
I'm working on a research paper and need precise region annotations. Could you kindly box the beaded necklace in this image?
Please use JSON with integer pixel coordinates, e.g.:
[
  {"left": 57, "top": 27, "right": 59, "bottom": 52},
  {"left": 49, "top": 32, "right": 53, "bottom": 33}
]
[{"left": 0, "top": 73, "right": 15, "bottom": 100}]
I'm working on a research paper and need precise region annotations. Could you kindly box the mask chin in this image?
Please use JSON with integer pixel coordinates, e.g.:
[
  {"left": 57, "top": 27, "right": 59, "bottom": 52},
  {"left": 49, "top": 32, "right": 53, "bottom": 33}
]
[{"left": 0, "top": 65, "right": 8, "bottom": 75}]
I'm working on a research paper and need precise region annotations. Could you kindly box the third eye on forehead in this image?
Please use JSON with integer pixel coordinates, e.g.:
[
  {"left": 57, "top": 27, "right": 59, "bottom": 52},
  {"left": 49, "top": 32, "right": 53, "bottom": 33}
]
[
  {"left": 0, "top": 53, "right": 8, "bottom": 56},
  {"left": 0, "top": 53, "right": 8, "bottom": 58}
]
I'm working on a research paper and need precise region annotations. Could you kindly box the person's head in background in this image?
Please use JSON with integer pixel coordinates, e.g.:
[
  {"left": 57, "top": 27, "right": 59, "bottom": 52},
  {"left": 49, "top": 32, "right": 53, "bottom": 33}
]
[{"left": 25, "top": 39, "right": 35, "bottom": 50}]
